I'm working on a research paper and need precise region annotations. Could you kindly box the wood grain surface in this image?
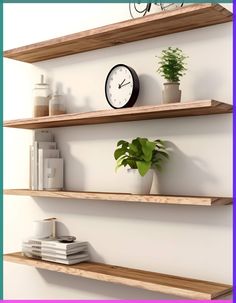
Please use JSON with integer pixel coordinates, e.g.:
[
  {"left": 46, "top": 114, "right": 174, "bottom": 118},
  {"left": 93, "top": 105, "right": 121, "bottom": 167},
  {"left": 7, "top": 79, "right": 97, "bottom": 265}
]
[
  {"left": 3, "top": 100, "right": 232, "bottom": 129},
  {"left": 3, "top": 4, "right": 232, "bottom": 63},
  {"left": 4, "top": 252, "right": 232, "bottom": 299},
  {"left": 4, "top": 189, "right": 232, "bottom": 206}
]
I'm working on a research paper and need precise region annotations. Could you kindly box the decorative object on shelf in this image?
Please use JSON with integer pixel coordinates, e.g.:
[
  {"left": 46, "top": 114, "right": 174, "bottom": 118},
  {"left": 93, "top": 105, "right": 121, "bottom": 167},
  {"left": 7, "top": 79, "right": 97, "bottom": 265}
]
[
  {"left": 33, "top": 75, "right": 51, "bottom": 117},
  {"left": 44, "top": 158, "right": 63, "bottom": 191},
  {"left": 22, "top": 238, "right": 89, "bottom": 265},
  {"left": 49, "top": 90, "right": 66, "bottom": 116},
  {"left": 157, "top": 47, "right": 188, "bottom": 103},
  {"left": 57, "top": 236, "right": 76, "bottom": 243},
  {"left": 114, "top": 137, "right": 169, "bottom": 194},
  {"left": 105, "top": 64, "right": 139, "bottom": 109},
  {"left": 22, "top": 218, "right": 89, "bottom": 265},
  {"left": 32, "top": 217, "right": 57, "bottom": 239},
  {"left": 160, "top": 2, "right": 184, "bottom": 11},
  {"left": 129, "top": 2, "right": 184, "bottom": 19},
  {"left": 30, "top": 130, "right": 64, "bottom": 191}
]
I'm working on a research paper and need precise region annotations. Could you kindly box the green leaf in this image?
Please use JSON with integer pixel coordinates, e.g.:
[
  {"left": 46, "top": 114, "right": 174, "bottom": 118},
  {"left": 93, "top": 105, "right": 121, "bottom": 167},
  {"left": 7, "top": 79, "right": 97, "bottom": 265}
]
[
  {"left": 117, "top": 140, "right": 128, "bottom": 148},
  {"left": 137, "top": 161, "right": 151, "bottom": 176},
  {"left": 114, "top": 148, "right": 127, "bottom": 160},
  {"left": 129, "top": 142, "right": 138, "bottom": 153},
  {"left": 126, "top": 159, "right": 137, "bottom": 169},
  {"left": 140, "top": 139, "right": 156, "bottom": 161}
]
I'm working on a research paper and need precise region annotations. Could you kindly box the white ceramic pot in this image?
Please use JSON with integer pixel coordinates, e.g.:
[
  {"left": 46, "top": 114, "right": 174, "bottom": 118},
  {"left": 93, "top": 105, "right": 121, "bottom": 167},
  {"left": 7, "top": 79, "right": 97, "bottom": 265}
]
[
  {"left": 127, "top": 169, "right": 154, "bottom": 194},
  {"left": 162, "top": 82, "right": 181, "bottom": 103}
]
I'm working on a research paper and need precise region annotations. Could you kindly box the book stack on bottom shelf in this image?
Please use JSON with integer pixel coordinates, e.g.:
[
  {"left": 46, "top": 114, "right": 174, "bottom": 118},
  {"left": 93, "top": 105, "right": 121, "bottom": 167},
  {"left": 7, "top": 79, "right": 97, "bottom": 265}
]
[
  {"left": 22, "top": 239, "right": 89, "bottom": 265},
  {"left": 30, "top": 130, "right": 63, "bottom": 191}
]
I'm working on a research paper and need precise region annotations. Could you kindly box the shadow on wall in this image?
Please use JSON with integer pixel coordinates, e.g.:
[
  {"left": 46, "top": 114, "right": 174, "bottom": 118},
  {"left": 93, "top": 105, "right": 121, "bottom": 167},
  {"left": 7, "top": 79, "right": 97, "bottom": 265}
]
[
  {"left": 34, "top": 197, "right": 232, "bottom": 228},
  {"left": 58, "top": 142, "right": 86, "bottom": 191},
  {"left": 136, "top": 74, "right": 162, "bottom": 106},
  {"left": 55, "top": 221, "right": 70, "bottom": 237},
  {"left": 87, "top": 243, "right": 105, "bottom": 263},
  {"left": 152, "top": 141, "right": 217, "bottom": 196},
  {"left": 36, "top": 268, "right": 183, "bottom": 300}
]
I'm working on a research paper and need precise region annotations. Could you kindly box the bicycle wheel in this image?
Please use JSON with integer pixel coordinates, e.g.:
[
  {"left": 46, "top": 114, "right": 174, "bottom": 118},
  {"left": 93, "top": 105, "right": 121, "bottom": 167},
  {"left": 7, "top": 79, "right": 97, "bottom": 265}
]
[
  {"left": 160, "top": 2, "right": 184, "bottom": 11},
  {"left": 129, "top": 3, "right": 151, "bottom": 19}
]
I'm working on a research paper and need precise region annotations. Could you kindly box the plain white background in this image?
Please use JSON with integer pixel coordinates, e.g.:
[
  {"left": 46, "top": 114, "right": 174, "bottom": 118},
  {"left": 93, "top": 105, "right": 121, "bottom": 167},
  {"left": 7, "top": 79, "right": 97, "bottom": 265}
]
[{"left": 3, "top": 3, "right": 232, "bottom": 300}]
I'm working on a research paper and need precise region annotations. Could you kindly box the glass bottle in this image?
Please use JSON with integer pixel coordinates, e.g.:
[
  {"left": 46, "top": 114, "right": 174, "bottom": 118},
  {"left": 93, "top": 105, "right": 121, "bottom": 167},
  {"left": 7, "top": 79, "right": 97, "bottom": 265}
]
[
  {"left": 33, "top": 75, "right": 51, "bottom": 117},
  {"left": 49, "top": 92, "right": 66, "bottom": 116}
]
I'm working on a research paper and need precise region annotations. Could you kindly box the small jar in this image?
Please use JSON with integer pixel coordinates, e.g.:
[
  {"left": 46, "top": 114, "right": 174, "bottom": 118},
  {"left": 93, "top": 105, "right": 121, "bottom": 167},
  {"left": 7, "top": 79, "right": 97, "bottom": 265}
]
[
  {"left": 49, "top": 93, "right": 66, "bottom": 116},
  {"left": 33, "top": 75, "right": 51, "bottom": 117}
]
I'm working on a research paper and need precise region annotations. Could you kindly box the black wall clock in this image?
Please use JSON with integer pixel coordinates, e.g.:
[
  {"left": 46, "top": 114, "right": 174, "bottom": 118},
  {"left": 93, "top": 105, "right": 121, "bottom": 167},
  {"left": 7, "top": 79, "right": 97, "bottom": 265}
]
[{"left": 105, "top": 64, "right": 140, "bottom": 109}]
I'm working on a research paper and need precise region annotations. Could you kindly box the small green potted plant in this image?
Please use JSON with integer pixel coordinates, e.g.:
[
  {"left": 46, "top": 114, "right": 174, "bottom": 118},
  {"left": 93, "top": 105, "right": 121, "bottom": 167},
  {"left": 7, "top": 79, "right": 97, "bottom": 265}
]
[
  {"left": 157, "top": 47, "right": 188, "bottom": 103},
  {"left": 114, "top": 137, "right": 169, "bottom": 194}
]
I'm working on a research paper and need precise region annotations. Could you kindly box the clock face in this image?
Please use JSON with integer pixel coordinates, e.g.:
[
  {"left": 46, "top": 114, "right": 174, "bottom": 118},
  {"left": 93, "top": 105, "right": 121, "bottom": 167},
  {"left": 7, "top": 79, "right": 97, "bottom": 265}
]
[{"left": 105, "top": 64, "right": 139, "bottom": 109}]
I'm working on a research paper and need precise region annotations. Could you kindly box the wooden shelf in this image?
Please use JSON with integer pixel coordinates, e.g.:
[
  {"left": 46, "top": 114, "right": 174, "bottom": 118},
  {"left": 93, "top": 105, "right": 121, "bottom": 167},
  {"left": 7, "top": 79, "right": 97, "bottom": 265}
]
[
  {"left": 4, "top": 252, "right": 232, "bottom": 300},
  {"left": 4, "top": 189, "right": 232, "bottom": 206},
  {"left": 3, "top": 4, "right": 232, "bottom": 63},
  {"left": 3, "top": 100, "right": 232, "bottom": 130}
]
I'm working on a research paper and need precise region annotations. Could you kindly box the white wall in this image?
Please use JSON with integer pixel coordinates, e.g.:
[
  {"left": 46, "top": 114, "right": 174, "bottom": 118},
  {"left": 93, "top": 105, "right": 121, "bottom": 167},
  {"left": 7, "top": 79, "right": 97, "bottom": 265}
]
[{"left": 3, "top": 3, "right": 232, "bottom": 300}]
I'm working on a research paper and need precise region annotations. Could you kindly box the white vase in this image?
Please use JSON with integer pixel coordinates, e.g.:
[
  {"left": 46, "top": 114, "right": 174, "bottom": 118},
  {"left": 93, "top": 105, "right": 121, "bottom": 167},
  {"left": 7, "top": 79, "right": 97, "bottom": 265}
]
[
  {"left": 162, "top": 82, "right": 181, "bottom": 103},
  {"left": 127, "top": 169, "right": 153, "bottom": 194}
]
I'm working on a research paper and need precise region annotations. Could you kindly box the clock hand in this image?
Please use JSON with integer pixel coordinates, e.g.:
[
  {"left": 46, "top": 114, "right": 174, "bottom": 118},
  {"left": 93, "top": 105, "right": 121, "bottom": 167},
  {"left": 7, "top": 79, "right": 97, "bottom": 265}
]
[
  {"left": 120, "top": 79, "right": 126, "bottom": 86},
  {"left": 118, "top": 79, "right": 126, "bottom": 89},
  {"left": 120, "top": 81, "right": 131, "bottom": 88}
]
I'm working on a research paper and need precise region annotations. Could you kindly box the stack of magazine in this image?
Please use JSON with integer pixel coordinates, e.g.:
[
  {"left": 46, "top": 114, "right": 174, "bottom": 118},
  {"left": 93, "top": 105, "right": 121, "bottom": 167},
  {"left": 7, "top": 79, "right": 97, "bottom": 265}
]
[
  {"left": 22, "top": 238, "right": 89, "bottom": 265},
  {"left": 30, "top": 130, "right": 64, "bottom": 191}
]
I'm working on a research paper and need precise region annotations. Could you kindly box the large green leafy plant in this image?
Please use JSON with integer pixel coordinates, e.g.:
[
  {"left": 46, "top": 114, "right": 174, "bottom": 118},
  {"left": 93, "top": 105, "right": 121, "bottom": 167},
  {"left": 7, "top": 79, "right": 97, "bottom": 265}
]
[
  {"left": 114, "top": 137, "right": 169, "bottom": 176},
  {"left": 157, "top": 47, "right": 188, "bottom": 83}
]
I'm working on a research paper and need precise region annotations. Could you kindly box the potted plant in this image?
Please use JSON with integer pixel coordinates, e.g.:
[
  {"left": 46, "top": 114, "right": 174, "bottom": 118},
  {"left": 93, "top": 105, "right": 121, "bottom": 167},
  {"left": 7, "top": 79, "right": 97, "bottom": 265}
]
[
  {"left": 157, "top": 47, "right": 188, "bottom": 103},
  {"left": 114, "top": 137, "right": 169, "bottom": 194}
]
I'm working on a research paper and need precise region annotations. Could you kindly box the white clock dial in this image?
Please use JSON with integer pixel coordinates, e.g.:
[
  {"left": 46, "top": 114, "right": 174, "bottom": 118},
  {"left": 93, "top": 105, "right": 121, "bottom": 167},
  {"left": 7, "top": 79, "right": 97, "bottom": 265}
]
[{"left": 105, "top": 65, "right": 138, "bottom": 109}]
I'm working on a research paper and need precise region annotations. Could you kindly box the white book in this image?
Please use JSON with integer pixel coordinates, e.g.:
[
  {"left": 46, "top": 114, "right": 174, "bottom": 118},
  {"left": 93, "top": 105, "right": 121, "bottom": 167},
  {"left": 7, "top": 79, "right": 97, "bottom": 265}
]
[
  {"left": 32, "top": 141, "right": 56, "bottom": 190},
  {"left": 41, "top": 240, "right": 87, "bottom": 250},
  {"left": 41, "top": 246, "right": 87, "bottom": 256},
  {"left": 23, "top": 252, "right": 41, "bottom": 260},
  {"left": 41, "top": 251, "right": 89, "bottom": 260},
  {"left": 42, "top": 255, "right": 89, "bottom": 265},
  {"left": 29, "top": 146, "right": 34, "bottom": 190},
  {"left": 34, "top": 130, "right": 53, "bottom": 142},
  {"left": 38, "top": 149, "right": 60, "bottom": 190},
  {"left": 22, "top": 248, "right": 42, "bottom": 256},
  {"left": 22, "top": 243, "right": 41, "bottom": 250},
  {"left": 38, "top": 142, "right": 57, "bottom": 150},
  {"left": 32, "top": 143, "right": 38, "bottom": 190}
]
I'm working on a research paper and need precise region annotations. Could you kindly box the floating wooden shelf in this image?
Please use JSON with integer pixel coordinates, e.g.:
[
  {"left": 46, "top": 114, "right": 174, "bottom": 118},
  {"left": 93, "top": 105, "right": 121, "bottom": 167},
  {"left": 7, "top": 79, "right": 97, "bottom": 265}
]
[
  {"left": 4, "top": 189, "right": 232, "bottom": 206},
  {"left": 3, "top": 4, "right": 232, "bottom": 63},
  {"left": 3, "top": 100, "right": 232, "bottom": 129},
  {"left": 4, "top": 252, "right": 232, "bottom": 300}
]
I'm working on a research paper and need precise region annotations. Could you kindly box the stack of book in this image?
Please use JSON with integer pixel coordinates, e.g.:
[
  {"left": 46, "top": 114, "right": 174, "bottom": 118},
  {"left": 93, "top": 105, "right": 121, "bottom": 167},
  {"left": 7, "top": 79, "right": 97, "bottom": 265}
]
[
  {"left": 22, "top": 238, "right": 89, "bottom": 265},
  {"left": 30, "top": 130, "right": 64, "bottom": 190}
]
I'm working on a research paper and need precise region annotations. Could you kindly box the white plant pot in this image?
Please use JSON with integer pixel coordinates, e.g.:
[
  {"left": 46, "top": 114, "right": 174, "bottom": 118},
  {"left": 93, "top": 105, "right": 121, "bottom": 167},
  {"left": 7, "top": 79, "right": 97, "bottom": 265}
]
[
  {"left": 127, "top": 169, "right": 153, "bottom": 194},
  {"left": 162, "top": 82, "right": 181, "bottom": 104}
]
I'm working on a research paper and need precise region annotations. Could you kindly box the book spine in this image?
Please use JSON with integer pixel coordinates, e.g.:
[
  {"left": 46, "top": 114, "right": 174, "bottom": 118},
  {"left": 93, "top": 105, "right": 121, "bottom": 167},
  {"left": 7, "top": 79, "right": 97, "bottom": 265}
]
[
  {"left": 33, "top": 141, "right": 38, "bottom": 190},
  {"left": 29, "top": 146, "right": 32, "bottom": 189},
  {"left": 38, "top": 149, "right": 43, "bottom": 190},
  {"left": 31, "top": 145, "right": 35, "bottom": 190}
]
